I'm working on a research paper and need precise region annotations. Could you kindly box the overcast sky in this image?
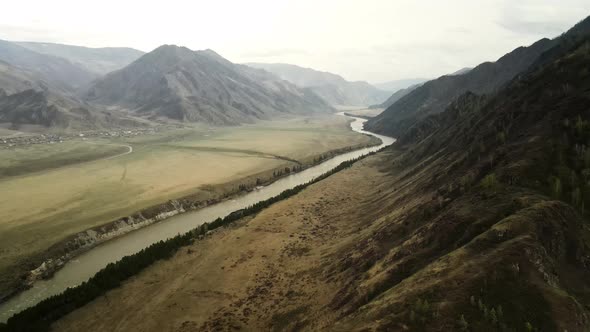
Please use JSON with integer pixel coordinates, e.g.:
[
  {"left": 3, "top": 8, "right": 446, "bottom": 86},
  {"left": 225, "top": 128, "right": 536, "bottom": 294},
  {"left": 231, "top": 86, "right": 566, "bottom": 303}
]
[{"left": 1, "top": 0, "right": 589, "bottom": 83}]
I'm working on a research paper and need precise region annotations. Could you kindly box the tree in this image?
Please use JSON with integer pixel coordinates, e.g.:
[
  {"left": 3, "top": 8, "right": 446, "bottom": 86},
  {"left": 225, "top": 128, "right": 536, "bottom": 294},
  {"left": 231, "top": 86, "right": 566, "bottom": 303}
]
[
  {"left": 572, "top": 187, "right": 582, "bottom": 206},
  {"left": 458, "top": 314, "right": 469, "bottom": 331},
  {"left": 497, "top": 131, "right": 506, "bottom": 145},
  {"left": 551, "top": 177, "right": 562, "bottom": 198},
  {"left": 490, "top": 308, "right": 497, "bottom": 325},
  {"left": 481, "top": 173, "right": 498, "bottom": 191},
  {"left": 496, "top": 305, "right": 503, "bottom": 319}
]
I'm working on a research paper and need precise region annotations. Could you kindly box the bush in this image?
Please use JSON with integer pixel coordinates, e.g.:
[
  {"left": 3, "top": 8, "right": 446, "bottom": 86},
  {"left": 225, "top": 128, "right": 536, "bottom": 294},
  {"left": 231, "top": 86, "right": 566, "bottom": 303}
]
[{"left": 481, "top": 173, "right": 498, "bottom": 191}]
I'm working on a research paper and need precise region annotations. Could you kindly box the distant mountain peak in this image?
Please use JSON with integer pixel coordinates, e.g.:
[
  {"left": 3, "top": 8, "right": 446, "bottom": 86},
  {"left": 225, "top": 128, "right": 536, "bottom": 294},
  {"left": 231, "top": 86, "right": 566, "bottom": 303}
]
[
  {"left": 245, "top": 62, "right": 389, "bottom": 107},
  {"left": 85, "top": 46, "right": 332, "bottom": 124}
]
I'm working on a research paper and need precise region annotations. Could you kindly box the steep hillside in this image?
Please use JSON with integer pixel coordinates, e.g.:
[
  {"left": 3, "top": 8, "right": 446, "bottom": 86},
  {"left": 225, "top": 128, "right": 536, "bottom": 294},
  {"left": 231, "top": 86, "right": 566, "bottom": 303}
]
[
  {"left": 0, "top": 59, "right": 145, "bottom": 130},
  {"left": 0, "top": 60, "right": 48, "bottom": 95},
  {"left": 16, "top": 41, "right": 144, "bottom": 75},
  {"left": 369, "top": 83, "right": 421, "bottom": 109},
  {"left": 373, "top": 78, "right": 428, "bottom": 92},
  {"left": 87, "top": 46, "right": 332, "bottom": 125},
  {"left": 330, "top": 35, "right": 590, "bottom": 332},
  {"left": 366, "top": 16, "right": 590, "bottom": 137},
  {"left": 0, "top": 89, "right": 146, "bottom": 131},
  {"left": 0, "top": 40, "right": 96, "bottom": 92},
  {"left": 365, "top": 37, "right": 555, "bottom": 136},
  {"left": 245, "top": 62, "right": 390, "bottom": 106},
  {"left": 449, "top": 67, "right": 472, "bottom": 75}
]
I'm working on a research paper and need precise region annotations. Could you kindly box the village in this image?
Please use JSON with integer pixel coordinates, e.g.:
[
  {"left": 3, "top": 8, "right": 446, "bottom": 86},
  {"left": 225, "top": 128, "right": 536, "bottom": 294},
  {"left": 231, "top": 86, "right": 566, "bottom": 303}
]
[{"left": 0, "top": 126, "right": 179, "bottom": 148}]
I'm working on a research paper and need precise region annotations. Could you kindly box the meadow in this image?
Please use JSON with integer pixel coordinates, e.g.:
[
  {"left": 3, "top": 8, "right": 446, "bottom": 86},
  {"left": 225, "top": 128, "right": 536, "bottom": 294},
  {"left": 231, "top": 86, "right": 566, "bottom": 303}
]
[{"left": 0, "top": 114, "right": 374, "bottom": 297}]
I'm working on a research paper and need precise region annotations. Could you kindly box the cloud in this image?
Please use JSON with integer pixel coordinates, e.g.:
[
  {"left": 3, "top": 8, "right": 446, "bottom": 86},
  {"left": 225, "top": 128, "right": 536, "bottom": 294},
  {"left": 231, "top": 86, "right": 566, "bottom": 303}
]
[
  {"left": 497, "top": 17, "right": 572, "bottom": 37},
  {"left": 496, "top": 0, "right": 590, "bottom": 37}
]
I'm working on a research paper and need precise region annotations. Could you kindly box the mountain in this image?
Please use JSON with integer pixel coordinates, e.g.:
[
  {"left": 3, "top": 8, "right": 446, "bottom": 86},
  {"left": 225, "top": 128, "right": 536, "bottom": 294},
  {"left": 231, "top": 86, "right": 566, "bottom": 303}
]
[
  {"left": 16, "top": 42, "right": 144, "bottom": 76},
  {"left": 0, "top": 88, "right": 144, "bottom": 131},
  {"left": 0, "top": 39, "right": 96, "bottom": 92},
  {"left": 373, "top": 78, "right": 428, "bottom": 92},
  {"left": 245, "top": 63, "right": 390, "bottom": 107},
  {"left": 365, "top": 36, "right": 557, "bottom": 136},
  {"left": 0, "top": 60, "right": 49, "bottom": 95},
  {"left": 332, "top": 33, "right": 590, "bottom": 331},
  {"left": 370, "top": 68, "right": 469, "bottom": 110},
  {"left": 369, "top": 83, "right": 422, "bottom": 109},
  {"left": 367, "top": 16, "right": 590, "bottom": 138},
  {"left": 86, "top": 46, "right": 332, "bottom": 125},
  {"left": 0, "top": 59, "right": 144, "bottom": 130},
  {"left": 448, "top": 67, "right": 472, "bottom": 76}
]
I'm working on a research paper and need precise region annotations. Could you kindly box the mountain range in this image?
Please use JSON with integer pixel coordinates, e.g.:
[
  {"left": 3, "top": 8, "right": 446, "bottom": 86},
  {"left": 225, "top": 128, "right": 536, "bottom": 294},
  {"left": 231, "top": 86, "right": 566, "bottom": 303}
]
[
  {"left": 245, "top": 62, "right": 390, "bottom": 107},
  {"left": 366, "top": 17, "right": 590, "bottom": 137},
  {"left": 87, "top": 46, "right": 332, "bottom": 125},
  {"left": 15, "top": 42, "right": 145, "bottom": 76},
  {"left": 0, "top": 41, "right": 334, "bottom": 130}
]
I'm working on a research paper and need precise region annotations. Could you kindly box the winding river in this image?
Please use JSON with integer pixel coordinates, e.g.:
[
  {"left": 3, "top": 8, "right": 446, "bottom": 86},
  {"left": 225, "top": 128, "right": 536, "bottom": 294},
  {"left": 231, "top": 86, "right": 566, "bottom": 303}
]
[{"left": 0, "top": 113, "right": 395, "bottom": 322}]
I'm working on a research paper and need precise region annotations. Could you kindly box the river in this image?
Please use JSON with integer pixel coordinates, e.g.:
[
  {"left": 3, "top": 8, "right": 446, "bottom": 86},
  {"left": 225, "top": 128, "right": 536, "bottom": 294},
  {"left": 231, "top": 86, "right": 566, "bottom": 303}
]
[{"left": 0, "top": 113, "right": 395, "bottom": 322}]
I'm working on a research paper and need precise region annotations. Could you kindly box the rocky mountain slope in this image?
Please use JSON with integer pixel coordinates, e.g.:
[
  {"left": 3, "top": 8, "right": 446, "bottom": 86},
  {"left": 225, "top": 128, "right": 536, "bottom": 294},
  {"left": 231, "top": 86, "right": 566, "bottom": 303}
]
[
  {"left": 0, "top": 57, "right": 146, "bottom": 130},
  {"left": 246, "top": 62, "right": 390, "bottom": 106},
  {"left": 0, "top": 60, "right": 48, "bottom": 95},
  {"left": 374, "top": 78, "right": 428, "bottom": 92},
  {"left": 366, "top": 16, "right": 590, "bottom": 138},
  {"left": 0, "top": 39, "right": 96, "bottom": 92},
  {"left": 16, "top": 41, "right": 144, "bottom": 76},
  {"left": 87, "top": 46, "right": 332, "bottom": 124},
  {"left": 369, "top": 83, "right": 421, "bottom": 109},
  {"left": 365, "top": 36, "right": 556, "bottom": 136},
  {"left": 0, "top": 88, "right": 146, "bottom": 131},
  {"left": 335, "top": 34, "right": 590, "bottom": 331}
]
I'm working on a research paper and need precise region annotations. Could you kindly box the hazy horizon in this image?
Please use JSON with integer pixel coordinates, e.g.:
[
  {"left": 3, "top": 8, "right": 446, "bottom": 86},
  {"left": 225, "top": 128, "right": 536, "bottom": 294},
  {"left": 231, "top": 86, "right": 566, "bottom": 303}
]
[{"left": 1, "top": 0, "right": 589, "bottom": 83}]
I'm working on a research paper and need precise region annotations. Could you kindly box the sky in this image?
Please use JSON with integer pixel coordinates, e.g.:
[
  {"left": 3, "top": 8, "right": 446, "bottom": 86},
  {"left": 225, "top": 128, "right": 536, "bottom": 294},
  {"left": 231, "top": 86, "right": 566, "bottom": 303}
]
[{"left": 1, "top": 0, "right": 589, "bottom": 83}]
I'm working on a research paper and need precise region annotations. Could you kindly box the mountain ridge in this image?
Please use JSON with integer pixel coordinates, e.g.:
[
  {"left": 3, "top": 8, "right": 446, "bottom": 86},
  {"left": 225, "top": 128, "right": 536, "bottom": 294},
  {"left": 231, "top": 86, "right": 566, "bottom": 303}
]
[
  {"left": 365, "top": 36, "right": 557, "bottom": 136},
  {"left": 86, "top": 45, "right": 333, "bottom": 125},
  {"left": 245, "top": 62, "right": 390, "bottom": 107},
  {"left": 15, "top": 41, "right": 144, "bottom": 76}
]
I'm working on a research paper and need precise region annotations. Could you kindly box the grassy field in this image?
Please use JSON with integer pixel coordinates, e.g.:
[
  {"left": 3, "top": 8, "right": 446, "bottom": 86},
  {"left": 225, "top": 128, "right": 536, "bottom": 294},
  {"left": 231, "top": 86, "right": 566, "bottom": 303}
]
[{"left": 0, "top": 114, "right": 373, "bottom": 297}]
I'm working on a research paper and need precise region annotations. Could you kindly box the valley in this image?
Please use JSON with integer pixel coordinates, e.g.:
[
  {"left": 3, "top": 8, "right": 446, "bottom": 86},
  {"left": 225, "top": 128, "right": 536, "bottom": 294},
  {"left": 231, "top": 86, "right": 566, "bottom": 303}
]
[
  {"left": 2, "top": 5, "right": 590, "bottom": 332},
  {"left": 42, "top": 33, "right": 590, "bottom": 330},
  {"left": 0, "top": 114, "right": 377, "bottom": 306}
]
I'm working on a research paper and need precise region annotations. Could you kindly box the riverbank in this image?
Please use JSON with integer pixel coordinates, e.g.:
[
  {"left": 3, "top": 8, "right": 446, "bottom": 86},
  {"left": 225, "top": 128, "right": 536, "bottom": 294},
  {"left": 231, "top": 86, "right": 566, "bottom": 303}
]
[
  {"left": 1, "top": 144, "right": 388, "bottom": 331},
  {"left": 0, "top": 134, "right": 381, "bottom": 306}
]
